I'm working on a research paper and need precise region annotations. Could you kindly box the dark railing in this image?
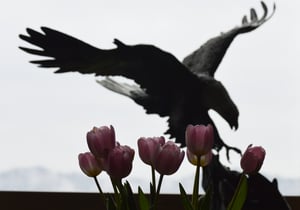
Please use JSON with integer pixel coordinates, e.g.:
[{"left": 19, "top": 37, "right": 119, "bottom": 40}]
[{"left": 0, "top": 191, "right": 299, "bottom": 210}]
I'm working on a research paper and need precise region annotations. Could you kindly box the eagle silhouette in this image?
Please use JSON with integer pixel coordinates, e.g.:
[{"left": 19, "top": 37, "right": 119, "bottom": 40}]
[{"left": 19, "top": 2, "right": 275, "bottom": 156}]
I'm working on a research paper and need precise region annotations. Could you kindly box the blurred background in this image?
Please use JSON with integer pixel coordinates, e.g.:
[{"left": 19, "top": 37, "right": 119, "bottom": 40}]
[{"left": 1, "top": 0, "right": 299, "bottom": 194}]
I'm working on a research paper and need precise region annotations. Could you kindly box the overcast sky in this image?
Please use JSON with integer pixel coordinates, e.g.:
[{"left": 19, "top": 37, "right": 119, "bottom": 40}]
[{"left": 1, "top": 0, "right": 299, "bottom": 192}]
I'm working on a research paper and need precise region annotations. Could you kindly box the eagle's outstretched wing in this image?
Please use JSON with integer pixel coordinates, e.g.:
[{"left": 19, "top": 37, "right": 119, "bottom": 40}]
[
  {"left": 183, "top": 1, "right": 275, "bottom": 77},
  {"left": 19, "top": 27, "right": 194, "bottom": 97}
]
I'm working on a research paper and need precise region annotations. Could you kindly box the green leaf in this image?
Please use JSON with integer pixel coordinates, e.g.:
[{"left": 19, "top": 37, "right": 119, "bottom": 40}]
[
  {"left": 107, "top": 195, "right": 117, "bottom": 210},
  {"left": 114, "top": 180, "right": 127, "bottom": 210},
  {"left": 124, "top": 181, "right": 137, "bottom": 210},
  {"left": 226, "top": 174, "right": 248, "bottom": 210},
  {"left": 138, "top": 187, "right": 150, "bottom": 210},
  {"left": 198, "top": 185, "right": 212, "bottom": 210},
  {"left": 179, "top": 183, "right": 193, "bottom": 210}
]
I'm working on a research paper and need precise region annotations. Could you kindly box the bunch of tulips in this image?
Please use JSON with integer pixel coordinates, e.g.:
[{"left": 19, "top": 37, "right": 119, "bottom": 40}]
[{"left": 78, "top": 124, "right": 265, "bottom": 210}]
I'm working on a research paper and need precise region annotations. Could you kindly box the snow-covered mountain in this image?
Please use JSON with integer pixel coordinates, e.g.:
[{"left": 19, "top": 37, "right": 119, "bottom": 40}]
[
  {"left": 0, "top": 167, "right": 95, "bottom": 192},
  {"left": 0, "top": 167, "right": 299, "bottom": 195}
]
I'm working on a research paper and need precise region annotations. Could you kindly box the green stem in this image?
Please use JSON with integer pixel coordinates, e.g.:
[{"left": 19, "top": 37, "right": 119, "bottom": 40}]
[
  {"left": 116, "top": 179, "right": 126, "bottom": 199},
  {"left": 153, "top": 174, "right": 164, "bottom": 210},
  {"left": 94, "top": 176, "right": 104, "bottom": 194},
  {"left": 151, "top": 166, "right": 156, "bottom": 193},
  {"left": 93, "top": 176, "right": 106, "bottom": 204},
  {"left": 113, "top": 178, "right": 132, "bottom": 210},
  {"left": 150, "top": 166, "right": 157, "bottom": 207},
  {"left": 192, "top": 156, "right": 201, "bottom": 210},
  {"left": 110, "top": 177, "right": 119, "bottom": 194},
  {"left": 110, "top": 177, "right": 122, "bottom": 210},
  {"left": 156, "top": 174, "right": 164, "bottom": 196}
]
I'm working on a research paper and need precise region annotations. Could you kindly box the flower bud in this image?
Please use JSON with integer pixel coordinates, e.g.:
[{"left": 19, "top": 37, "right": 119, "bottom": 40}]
[
  {"left": 187, "top": 149, "right": 213, "bottom": 167},
  {"left": 87, "top": 125, "right": 116, "bottom": 158},
  {"left": 106, "top": 145, "right": 135, "bottom": 179},
  {"left": 240, "top": 145, "right": 266, "bottom": 175},
  {"left": 185, "top": 124, "right": 214, "bottom": 156},
  {"left": 155, "top": 141, "right": 185, "bottom": 175},
  {"left": 78, "top": 152, "right": 102, "bottom": 177},
  {"left": 137, "top": 136, "right": 165, "bottom": 166}
]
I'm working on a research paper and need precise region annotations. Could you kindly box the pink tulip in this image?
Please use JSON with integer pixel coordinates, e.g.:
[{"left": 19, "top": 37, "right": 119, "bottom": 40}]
[
  {"left": 87, "top": 125, "right": 116, "bottom": 158},
  {"left": 106, "top": 145, "right": 135, "bottom": 179},
  {"left": 78, "top": 152, "right": 102, "bottom": 177},
  {"left": 137, "top": 136, "right": 165, "bottom": 166},
  {"left": 187, "top": 149, "right": 213, "bottom": 167},
  {"left": 154, "top": 141, "right": 185, "bottom": 175},
  {"left": 240, "top": 145, "right": 266, "bottom": 175},
  {"left": 185, "top": 124, "right": 214, "bottom": 156}
]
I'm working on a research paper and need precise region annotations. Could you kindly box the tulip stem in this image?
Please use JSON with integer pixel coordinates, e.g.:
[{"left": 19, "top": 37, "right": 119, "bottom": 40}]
[
  {"left": 151, "top": 166, "right": 156, "bottom": 193},
  {"left": 150, "top": 166, "right": 157, "bottom": 206},
  {"left": 153, "top": 174, "right": 164, "bottom": 210},
  {"left": 110, "top": 177, "right": 122, "bottom": 210},
  {"left": 94, "top": 176, "right": 103, "bottom": 194},
  {"left": 110, "top": 177, "right": 119, "bottom": 194},
  {"left": 93, "top": 176, "right": 107, "bottom": 209},
  {"left": 192, "top": 156, "right": 201, "bottom": 210},
  {"left": 156, "top": 174, "right": 164, "bottom": 196},
  {"left": 115, "top": 179, "right": 128, "bottom": 210}
]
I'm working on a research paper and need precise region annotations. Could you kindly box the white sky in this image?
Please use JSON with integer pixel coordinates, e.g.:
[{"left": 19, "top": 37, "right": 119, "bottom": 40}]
[{"left": 1, "top": 0, "right": 299, "bottom": 191}]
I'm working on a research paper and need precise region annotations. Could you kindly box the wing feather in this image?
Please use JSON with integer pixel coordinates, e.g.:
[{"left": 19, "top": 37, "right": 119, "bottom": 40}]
[
  {"left": 182, "top": 1, "right": 275, "bottom": 77},
  {"left": 19, "top": 27, "right": 125, "bottom": 74},
  {"left": 19, "top": 27, "right": 193, "bottom": 96}
]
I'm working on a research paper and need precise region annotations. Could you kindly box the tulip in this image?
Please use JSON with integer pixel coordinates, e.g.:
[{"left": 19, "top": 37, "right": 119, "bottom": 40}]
[
  {"left": 240, "top": 145, "right": 266, "bottom": 175},
  {"left": 78, "top": 152, "right": 102, "bottom": 177},
  {"left": 87, "top": 125, "right": 116, "bottom": 158},
  {"left": 106, "top": 145, "right": 135, "bottom": 179},
  {"left": 187, "top": 149, "right": 213, "bottom": 167},
  {"left": 185, "top": 124, "right": 214, "bottom": 156},
  {"left": 154, "top": 141, "right": 185, "bottom": 175},
  {"left": 137, "top": 136, "right": 165, "bottom": 166}
]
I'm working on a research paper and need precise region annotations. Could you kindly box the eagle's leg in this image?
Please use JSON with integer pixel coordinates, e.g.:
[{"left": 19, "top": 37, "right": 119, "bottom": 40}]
[
  {"left": 224, "top": 143, "right": 242, "bottom": 161},
  {"left": 216, "top": 141, "right": 242, "bottom": 161},
  {"left": 213, "top": 128, "right": 242, "bottom": 160}
]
